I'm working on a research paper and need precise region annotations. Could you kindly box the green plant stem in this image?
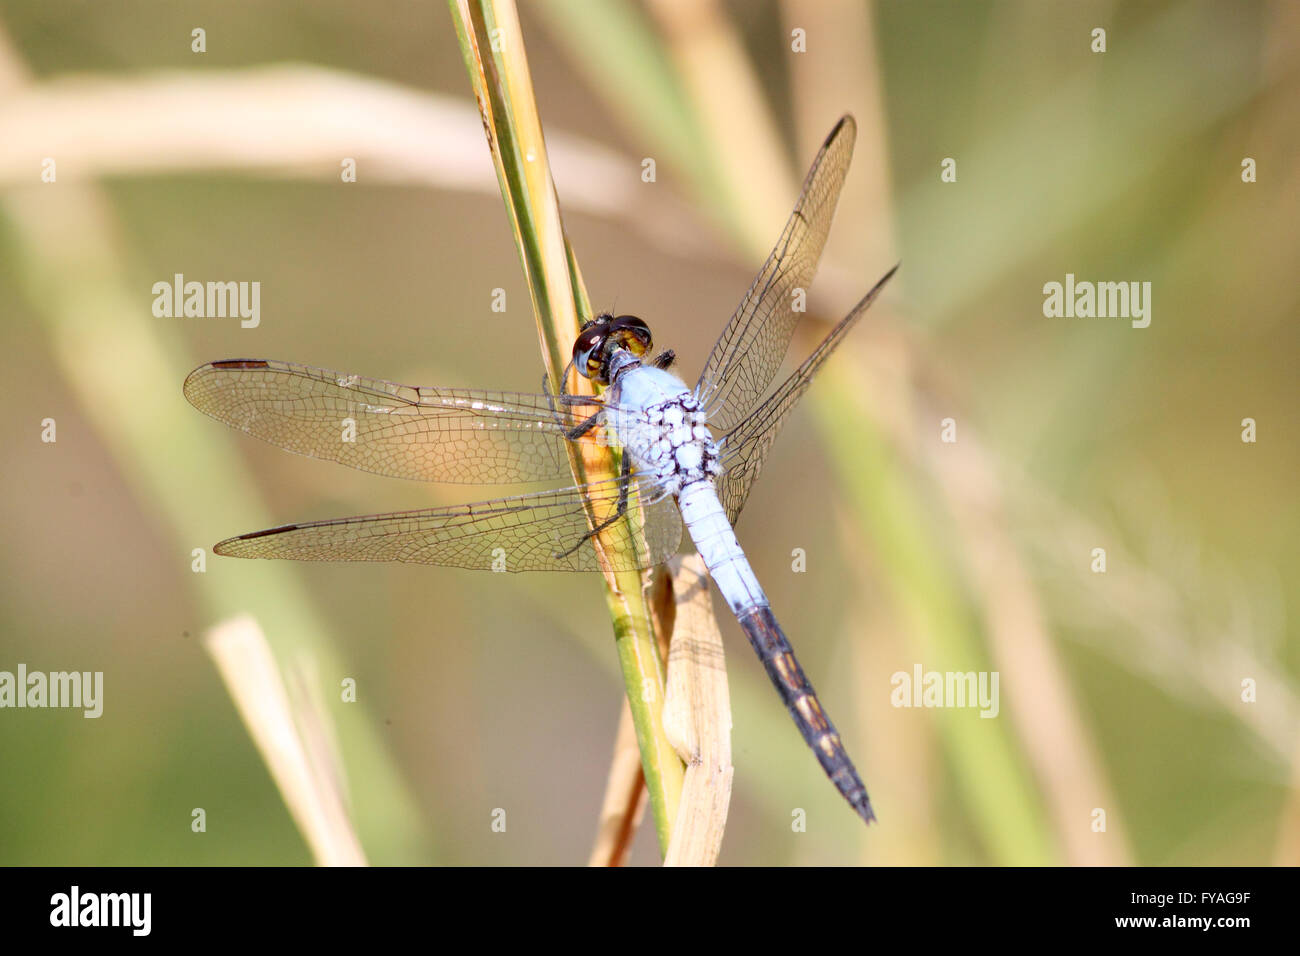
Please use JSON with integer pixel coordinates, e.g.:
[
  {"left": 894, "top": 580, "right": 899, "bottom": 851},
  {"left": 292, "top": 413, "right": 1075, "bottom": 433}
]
[{"left": 447, "top": 0, "right": 684, "bottom": 853}]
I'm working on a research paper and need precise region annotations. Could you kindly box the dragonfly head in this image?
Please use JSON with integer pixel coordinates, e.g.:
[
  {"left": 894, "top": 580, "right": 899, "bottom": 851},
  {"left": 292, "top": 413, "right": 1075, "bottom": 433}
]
[{"left": 573, "top": 313, "right": 653, "bottom": 385}]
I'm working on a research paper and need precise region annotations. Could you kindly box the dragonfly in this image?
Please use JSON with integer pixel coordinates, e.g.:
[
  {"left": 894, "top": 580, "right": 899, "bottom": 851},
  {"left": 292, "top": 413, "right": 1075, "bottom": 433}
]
[{"left": 185, "top": 114, "right": 897, "bottom": 825}]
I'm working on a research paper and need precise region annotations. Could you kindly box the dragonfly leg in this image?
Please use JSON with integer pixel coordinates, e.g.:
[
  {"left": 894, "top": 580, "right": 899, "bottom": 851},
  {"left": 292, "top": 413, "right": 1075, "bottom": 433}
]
[
  {"left": 541, "top": 371, "right": 605, "bottom": 440},
  {"left": 541, "top": 365, "right": 600, "bottom": 405},
  {"left": 651, "top": 349, "right": 676, "bottom": 371},
  {"left": 564, "top": 413, "right": 603, "bottom": 441},
  {"left": 542, "top": 362, "right": 602, "bottom": 406},
  {"left": 552, "top": 453, "right": 632, "bottom": 559}
]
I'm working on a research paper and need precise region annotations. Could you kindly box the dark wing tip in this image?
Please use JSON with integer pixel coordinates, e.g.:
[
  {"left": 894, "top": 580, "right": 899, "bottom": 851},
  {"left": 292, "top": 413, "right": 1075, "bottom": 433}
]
[
  {"left": 825, "top": 114, "right": 857, "bottom": 148},
  {"left": 213, "top": 523, "right": 300, "bottom": 557},
  {"left": 854, "top": 263, "right": 900, "bottom": 310},
  {"left": 183, "top": 358, "right": 271, "bottom": 398}
]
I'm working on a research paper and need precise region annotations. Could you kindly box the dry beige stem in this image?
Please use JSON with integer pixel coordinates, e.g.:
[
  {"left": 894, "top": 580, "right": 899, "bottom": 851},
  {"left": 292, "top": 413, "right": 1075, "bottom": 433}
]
[
  {"left": 589, "top": 556, "right": 731, "bottom": 866},
  {"left": 204, "top": 615, "right": 367, "bottom": 867},
  {"left": 662, "top": 555, "right": 733, "bottom": 866},
  {"left": 587, "top": 701, "right": 650, "bottom": 867},
  {"left": 0, "top": 66, "right": 724, "bottom": 263}
]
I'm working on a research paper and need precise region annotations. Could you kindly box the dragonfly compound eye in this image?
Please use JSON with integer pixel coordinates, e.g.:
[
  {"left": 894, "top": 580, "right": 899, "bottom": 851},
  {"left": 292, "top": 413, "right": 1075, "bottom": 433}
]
[
  {"left": 608, "top": 315, "right": 652, "bottom": 358},
  {"left": 573, "top": 318, "right": 611, "bottom": 381}
]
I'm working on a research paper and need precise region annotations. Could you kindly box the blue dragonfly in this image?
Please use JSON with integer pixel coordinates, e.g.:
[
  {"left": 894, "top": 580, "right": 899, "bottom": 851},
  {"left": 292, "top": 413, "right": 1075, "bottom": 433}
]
[{"left": 185, "top": 115, "right": 897, "bottom": 825}]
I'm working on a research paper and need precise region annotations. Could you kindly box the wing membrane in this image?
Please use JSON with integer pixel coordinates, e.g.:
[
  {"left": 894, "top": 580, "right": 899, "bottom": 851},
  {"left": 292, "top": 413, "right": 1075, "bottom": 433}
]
[
  {"left": 184, "top": 358, "right": 607, "bottom": 484},
  {"left": 717, "top": 265, "right": 898, "bottom": 524},
  {"left": 214, "top": 478, "right": 683, "bottom": 572},
  {"left": 695, "top": 115, "right": 857, "bottom": 433}
]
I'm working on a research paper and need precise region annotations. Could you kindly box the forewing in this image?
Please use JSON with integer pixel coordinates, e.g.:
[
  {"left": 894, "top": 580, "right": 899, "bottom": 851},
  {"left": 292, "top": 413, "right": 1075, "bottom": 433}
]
[
  {"left": 184, "top": 358, "right": 606, "bottom": 484},
  {"left": 717, "top": 265, "right": 898, "bottom": 525},
  {"left": 213, "top": 478, "right": 683, "bottom": 572},
  {"left": 695, "top": 115, "right": 857, "bottom": 433}
]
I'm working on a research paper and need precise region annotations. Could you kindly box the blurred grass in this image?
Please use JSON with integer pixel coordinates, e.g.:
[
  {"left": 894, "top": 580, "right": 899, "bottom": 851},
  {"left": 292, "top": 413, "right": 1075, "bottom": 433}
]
[
  {"left": 546, "top": 0, "right": 1058, "bottom": 863},
  {"left": 0, "top": 53, "right": 430, "bottom": 863}
]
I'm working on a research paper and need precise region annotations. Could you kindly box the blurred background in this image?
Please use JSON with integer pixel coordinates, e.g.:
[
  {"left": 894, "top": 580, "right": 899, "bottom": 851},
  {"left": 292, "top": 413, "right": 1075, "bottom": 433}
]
[{"left": 0, "top": 0, "right": 1296, "bottom": 865}]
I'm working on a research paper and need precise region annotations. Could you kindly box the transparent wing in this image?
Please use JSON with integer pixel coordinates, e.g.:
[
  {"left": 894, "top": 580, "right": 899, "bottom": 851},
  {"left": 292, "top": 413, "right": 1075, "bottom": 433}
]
[
  {"left": 183, "top": 358, "right": 611, "bottom": 484},
  {"left": 695, "top": 115, "right": 857, "bottom": 434},
  {"left": 717, "top": 265, "right": 898, "bottom": 525},
  {"left": 213, "top": 477, "right": 683, "bottom": 572}
]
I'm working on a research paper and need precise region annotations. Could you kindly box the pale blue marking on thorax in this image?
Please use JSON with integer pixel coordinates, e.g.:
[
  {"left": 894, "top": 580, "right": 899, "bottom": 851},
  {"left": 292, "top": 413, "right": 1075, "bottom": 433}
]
[{"left": 606, "top": 356, "right": 722, "bottom": 494}]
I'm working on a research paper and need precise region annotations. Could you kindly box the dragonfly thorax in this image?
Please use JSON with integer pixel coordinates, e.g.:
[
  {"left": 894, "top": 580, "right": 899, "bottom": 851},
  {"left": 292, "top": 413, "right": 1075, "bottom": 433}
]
[{"left": 607, "top": 363, "right": 722, "bottom": 496}]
